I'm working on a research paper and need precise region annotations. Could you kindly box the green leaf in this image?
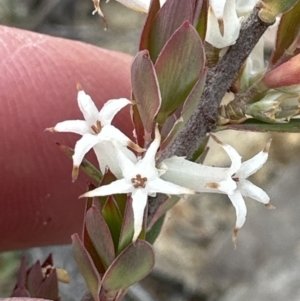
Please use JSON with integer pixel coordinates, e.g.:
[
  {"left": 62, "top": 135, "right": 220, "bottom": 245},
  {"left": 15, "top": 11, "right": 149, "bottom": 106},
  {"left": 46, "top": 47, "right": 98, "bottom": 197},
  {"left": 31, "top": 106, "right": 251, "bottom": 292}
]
[
  {"left": 155, "top": 22, "right": 205, "bottom": 125},
  {"left": 82, "top": 184, "right": 107, "bottom": 276},
  {"left": 72, "top": 234, "right": 101, "bottom": 301},
  {"left": 86, "top": 205, "right": 115, "bottom": 269},
  {"left": 148, "top": 0, "right": 194, "bottom": 62},
  {"left": 148, "top": 195, "right": 180, "bottom": 229},
  {"left": 96, "top": 169, "right": 118, "bottom": 208},
  {"left": 56, "top": 143, "right": 102, "bottom": 183},
  {"left": 139, "top": 0, "right": 161, "bottom": 51},
  {"left": 102, "top": 196, "right": 123, "bottom": 251},
  {"left": 146, "top": 214, "right": 165, "bottom": 244},
  {"left": 217, "top": 119, "right": 300, "bottom": 132},
  {"left": 117, "top": 197, "right": 134, "bottom": 254},
  {"left": 101, "top": 240, "right": 155, "bottom": 292},
  {"left": 260, "top": 0, "right": 300, "bottom": 23},
  {"left": 131, "top": 50, "right": 161, "bottom": 138},
  {"left": 270, "top": 0, "right": 300, "bottom": 66},
  {"left": 159, "top": 71, "right": 207, "bottom": 152},
  {"left": 194, "top": 0, "right": 208, "bottom": 41}
]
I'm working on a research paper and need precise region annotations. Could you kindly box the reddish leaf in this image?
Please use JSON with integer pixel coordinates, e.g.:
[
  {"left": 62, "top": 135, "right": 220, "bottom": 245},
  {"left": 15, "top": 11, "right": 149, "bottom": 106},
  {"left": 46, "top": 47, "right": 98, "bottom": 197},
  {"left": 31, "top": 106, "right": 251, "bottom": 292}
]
[
  {"left": 102, "top": 240, "right": 155, "bottom": 292},
  {"left": 117, "top": 197, "right": 134, "bottom": 254},
  {"left": 36, "top": 270, "right": 59, "bottom": 301},
  {"left": 86, "top": 205, "right": 115, "bottom": 269},
  {"left": 148, "top": 0, "right": 194, "bottom": 61},
  {"left": 82, "top": 184, "right": 106, "bottom": 275},
  {"left": 131, "top": 103, "right": 145, "bottom": 148},
  {"left": 26, "top": 261, "right": 44, "bottom": 297},
  {"left": 155, "top": 21, "right": 205, "bottom": 125},
  {"left": 131, "top": 50, "right": 161, "bottom": 139},
  {"left": 72, "top": 234, "right": 101, "bottom": 301},
  {"left": 139, "top": 0, "right": 161, "bottom": 51}
]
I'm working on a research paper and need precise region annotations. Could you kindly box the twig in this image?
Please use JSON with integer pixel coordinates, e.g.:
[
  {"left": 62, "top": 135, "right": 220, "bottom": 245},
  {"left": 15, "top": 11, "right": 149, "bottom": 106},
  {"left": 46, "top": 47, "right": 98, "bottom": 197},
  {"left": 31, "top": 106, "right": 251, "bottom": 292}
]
[{"left": 148, "top": 6, "right": 273, "bottom": 221}]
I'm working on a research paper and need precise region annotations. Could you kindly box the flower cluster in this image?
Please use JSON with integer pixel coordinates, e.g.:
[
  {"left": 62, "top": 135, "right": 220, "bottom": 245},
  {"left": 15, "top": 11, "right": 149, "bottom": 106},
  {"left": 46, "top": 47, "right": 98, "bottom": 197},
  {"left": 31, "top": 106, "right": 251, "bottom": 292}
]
[{"left": 49, "top": 89, "right": 272, "bottom": 245}]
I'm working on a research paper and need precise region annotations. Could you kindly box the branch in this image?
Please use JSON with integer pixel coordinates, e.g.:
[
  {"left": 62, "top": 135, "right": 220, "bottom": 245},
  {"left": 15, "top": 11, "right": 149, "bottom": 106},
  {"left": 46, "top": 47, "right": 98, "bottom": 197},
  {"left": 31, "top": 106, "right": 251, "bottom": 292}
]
[
  {"left": 160, "top": 7, "right": 273, "bottom": 160},
  {"left": 148, "top": 7, "right": 273, "bottom": 222}
]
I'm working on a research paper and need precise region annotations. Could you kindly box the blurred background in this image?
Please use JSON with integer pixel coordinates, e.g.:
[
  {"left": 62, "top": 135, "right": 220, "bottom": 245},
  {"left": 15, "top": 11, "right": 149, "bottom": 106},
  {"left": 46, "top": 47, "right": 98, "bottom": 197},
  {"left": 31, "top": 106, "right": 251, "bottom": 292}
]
[{"left": 1, "top": 1, "right": 300, "bottom": 300}]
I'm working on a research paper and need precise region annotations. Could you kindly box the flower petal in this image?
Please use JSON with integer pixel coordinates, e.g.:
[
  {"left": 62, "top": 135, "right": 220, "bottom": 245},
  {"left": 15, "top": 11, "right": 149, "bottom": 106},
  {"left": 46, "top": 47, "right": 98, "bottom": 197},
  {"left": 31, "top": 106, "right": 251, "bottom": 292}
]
[
  {"left": 72, "top": 134, "right": 103, "bottom": 180},
  {"left": 237, "top": 139, "right": 271, "bottom": 178},
  {"left": 227, "top": 190, "right": 247, "bottom": 248},
  {"left": 77, "top": 90, "right": 99, "bottom": 127},
  {"left": 238, "top": 179, "right": 270, "bottom": 204},
  {"left": 210, "top": 134, "right": 242, "bottom": 175},
  {"left": 131, "top": 188, "right": 148, "bottom": 242},
  {"left": 94, "top": 142, "right": 136, "bottom": 178},
  {"left": 205, "top": 178, "right": 237, "bottom": 194},
  {"left": 161, "top": 156, "right": 236, "bottom": 192},
  {"left": 49, "top": 120, "right": 90, "bottom": 135},
  {"left": 80, "top": 179, "right": 132, "bottom": 198},
  {"left": 98, "top": 98, "right": 131, "bottom": 126},
  {"left": 147, "top": 177, "right": 195, "bottom": 195},
  {"left": 109, "top": 141, "right": 138, "bottom": 179},
  {"left": 102, "top": 125, "right": 144, "bottom": 153},
  {"left": 142, "top": 125, "right": 161, "bottom": 167}
]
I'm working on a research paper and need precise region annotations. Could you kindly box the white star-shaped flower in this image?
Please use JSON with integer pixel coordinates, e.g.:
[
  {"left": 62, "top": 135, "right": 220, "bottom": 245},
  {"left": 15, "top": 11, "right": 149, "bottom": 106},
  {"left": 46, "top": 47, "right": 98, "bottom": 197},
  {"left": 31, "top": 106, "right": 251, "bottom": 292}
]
[
  {"left": 229, "top": 138, "right": 274, "bottom": 247},
  {"left": 160, "top": 135, "right": 273, "bottom": 247},
  {"left": 47, "top": 87, "right": 144, "bottom": 181},
  {"left": 80, "top": 126, "right": 195, "bottom": 242}
]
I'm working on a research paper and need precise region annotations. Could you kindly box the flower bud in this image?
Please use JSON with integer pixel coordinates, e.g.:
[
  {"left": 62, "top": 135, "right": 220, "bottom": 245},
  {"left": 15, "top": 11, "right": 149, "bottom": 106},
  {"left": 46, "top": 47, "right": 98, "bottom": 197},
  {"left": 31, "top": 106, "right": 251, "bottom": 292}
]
[
  {"left": 261, "top": 53, "right": 300, "bottom": 89},
  {"left": 259, "top": 0, "right": 300, "bottom": 23},
  {"left": 245, "top": 90, "right": 300, "bottom": 122}
]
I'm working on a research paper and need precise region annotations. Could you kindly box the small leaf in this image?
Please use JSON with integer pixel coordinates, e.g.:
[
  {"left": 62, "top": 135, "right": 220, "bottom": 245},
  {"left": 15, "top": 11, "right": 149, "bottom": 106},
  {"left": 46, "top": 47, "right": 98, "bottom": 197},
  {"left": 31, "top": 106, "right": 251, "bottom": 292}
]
[
  {"left": 159, "top": 71, "right": 206, "bottom": 152},
  {"left": 72, "top": 234, "right": 101, "bottom": 301},
  {"left": 86, "top": 205, "right": 115, "bottom": 269},
  {"left": 57, "top": 143, "right": 102, "bottom": 183},
  {"left": 194, "top": 0, "right": 208, "bottom": 41},
  {"left": 101, "top": 240, "right": 155, "bottom": 292},
  {"left": 118, "top": 197, "right": 134, "bottom": 254},
  {"left": 270, "top": 0, "right": 300, "bottom": 66},
  {"left": 148, "top": 196, "right": 180, "bottom": 229},
  {"left": 131, "top": 50, "right": 161, "bottom": 138},
  {"left": 217, "top": 119, "right": 300, "bottom": 132},
  {"left": 146, "top": 214, "right": 165, "bottom": 244},
  {"left": 96, "top": 169, "right": 118, "bottom": 208},
  {"left": 131, "top": 102, "right": 145, "bottom": 148},
  {"left": 26, "top": 261, "right": 44, "bottom": 297},
  {"left": 148, "top": 0, "right": 194, "bottom": 61},
  {"left": 102, "top": 196, "right": 123, "bottom": 251},
  {"left": 36, "top": 270, "right": 59, "bottom": 300},
  {"left": 259, "top": 0, "right": 300, "bottom": 23},
  {"left": 139, "top": 0, "right": 161, "bottom": 51},
  {"left": 155, "top": 22, "right": 205, "bottom": 125},
  {"left": 82, "top": 185, "right": 106, "bottom": 275}
]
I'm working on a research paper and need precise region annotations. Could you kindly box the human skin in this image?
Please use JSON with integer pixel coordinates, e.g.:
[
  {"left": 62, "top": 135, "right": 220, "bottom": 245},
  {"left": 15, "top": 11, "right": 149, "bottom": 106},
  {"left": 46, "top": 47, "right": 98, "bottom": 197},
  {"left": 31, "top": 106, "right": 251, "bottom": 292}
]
[{"left": 0, "top": 26, "right": 133, "bottom": 251}]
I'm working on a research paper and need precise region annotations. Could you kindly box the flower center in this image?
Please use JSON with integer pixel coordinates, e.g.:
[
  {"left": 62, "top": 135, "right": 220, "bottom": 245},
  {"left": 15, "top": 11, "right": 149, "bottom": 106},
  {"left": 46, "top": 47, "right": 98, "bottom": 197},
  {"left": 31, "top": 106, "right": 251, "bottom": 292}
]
[
  {"left": 232, "top": 175, "right": 239, "bottom": 182},
  {"left": 131, "top": 174, "right": 147, "bottom": 188},
  {"left": 91, "top": 120, "right": 102, "bottom": 134}
]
